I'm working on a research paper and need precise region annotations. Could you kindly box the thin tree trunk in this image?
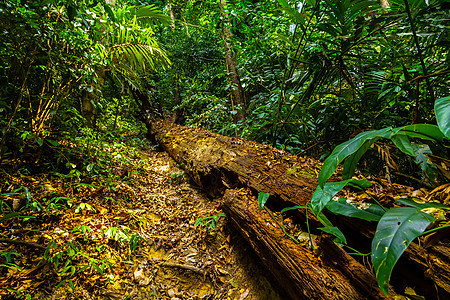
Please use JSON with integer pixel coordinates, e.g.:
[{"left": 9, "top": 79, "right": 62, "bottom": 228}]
[
  {"left": 218, "top": 0, "right": 245, "bottom": 124},
  {"left": 403, "top": 0, "right": 434, "bottom": 106},
  {"left": 168, "top": 0, "right": 176, "bottom": 31},
  {"left": 167, "top": 0, "right": 184, "bottom": 124}
]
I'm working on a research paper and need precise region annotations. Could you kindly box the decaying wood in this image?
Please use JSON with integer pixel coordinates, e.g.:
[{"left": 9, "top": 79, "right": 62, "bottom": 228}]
[
  {"left": 220, "top": 189, "right": 391, "bottom": 300},
  {"left": 0, "top": 238, "right": 46, "bottom": 250},
  {"left": 159, "top": 261, "right": 206, "bottom": 276},
  {"left": 149, "top": 119, "right": 318, "bottom": 203},
  {"left": 148, "top": 119, "right": 450, "bottom": 299}
]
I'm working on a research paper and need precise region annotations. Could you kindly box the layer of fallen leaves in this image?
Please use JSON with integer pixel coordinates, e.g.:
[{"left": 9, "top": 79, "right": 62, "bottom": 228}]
[{"left": 0, "top": 136, "right": 281, "bottom": 300}]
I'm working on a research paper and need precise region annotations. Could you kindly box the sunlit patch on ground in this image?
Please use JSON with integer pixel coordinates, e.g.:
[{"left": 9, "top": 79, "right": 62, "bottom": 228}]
[{"left": 0, "top": 137, "right": 282, "bottom": 299}]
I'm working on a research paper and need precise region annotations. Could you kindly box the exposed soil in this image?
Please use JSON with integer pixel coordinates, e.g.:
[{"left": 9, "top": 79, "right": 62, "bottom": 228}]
[{"left": 0, "top": 141, "right": 283, "bottom": 299}]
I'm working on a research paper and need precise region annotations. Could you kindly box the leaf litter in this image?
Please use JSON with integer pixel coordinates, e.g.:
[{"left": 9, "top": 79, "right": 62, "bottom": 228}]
[
  {"left": 0, "top": 137, "right": 282, "bottom": 300},
  {"left": 2, "top": 133, "right": 449, "bottom": 299}
]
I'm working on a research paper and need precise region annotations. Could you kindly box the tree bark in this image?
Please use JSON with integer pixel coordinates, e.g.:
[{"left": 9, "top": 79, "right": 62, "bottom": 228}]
[
  {"left": 218, "top": 0, "right": 245, "bottom": 124},
  {"left": 167, "top": 1, "right": 184, "bottom": 124},
  {"left": 168, "top": 0, "right": 176, "bottom": 31},
  {"left": 220, "top": 188, "right": 391, "bottom": 300},
  {"left": 148, "top": 119, "right": 450, "bottom": 299}
]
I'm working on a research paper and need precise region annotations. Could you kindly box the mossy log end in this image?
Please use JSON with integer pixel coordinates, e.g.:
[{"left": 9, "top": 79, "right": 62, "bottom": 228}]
[{"left": 148, "top": 119, "right": 450, "bottom": 299}]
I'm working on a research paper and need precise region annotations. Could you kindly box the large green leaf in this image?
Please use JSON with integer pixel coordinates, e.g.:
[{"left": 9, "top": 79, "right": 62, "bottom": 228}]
[
  {"left": 435, "top": 96, "right": 450, "bottom": 138},
  {"left": 342, "top": 139, "right": 373, "bottom": 180},
  {"left": 318, "top": 128, "right": 393, "bottom": 187},
  {"left": 316, "top": 210, "right": 334, "bottom": 227},
  {"left": 318, "top": 226, "right": 347, "bottom": 244},
  {"left": 396, "top": 124, "right": 445, "bottom": 142},
  {"left": 135, "top": 5, "right": 172, "bottom": 26},
  {"left": 311, "top": 178, "right": 372, "bottom": 215},
  {"left": 395, "top": 198, "right": 450, "bottom": 210},
  {"left": 391, "top": 134, "right": 415, "bottom": 156},
  {"left": 372, "top": 207, "right": 435, "bottom": 295},
  {"left": 326, "top": 198, "right": 385, "bottom": 222},
  {"left": 258, "top": 192, "right": 270, "bottom": 210}
]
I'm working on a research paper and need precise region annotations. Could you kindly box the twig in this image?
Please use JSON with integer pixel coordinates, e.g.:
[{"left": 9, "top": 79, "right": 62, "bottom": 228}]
[
  {"left": 297, "top": 141, "right": 325, "bottom": 155},
  {"left": 407, "top": 70, "right": 450, "bottom": 83},
  {"left": 159, "top": 261, "right": 205, "bottom": 276},
  {"left": 152, "top": 285, "right": 159, "bottom": 300},
  {"left": 392, "top": 171, "right": 431, "bottom": 188},
  {"left": 263, "top": 207, "right": 298, "bottom": 244},
  {"left": 0, "top": 238, "right": 46, "bottom": 250}
]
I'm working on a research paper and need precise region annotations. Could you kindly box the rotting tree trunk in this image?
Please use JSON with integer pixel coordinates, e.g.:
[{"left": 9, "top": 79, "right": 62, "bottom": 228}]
[
  {"left": 220, "top": 189, "right": 391, "bottom": 300},
  {"left": 148, "top": 119, "right": 450, "bottom": 299},
  {"left": 149, "top": 120, "right": 318, "bottom": 202}
]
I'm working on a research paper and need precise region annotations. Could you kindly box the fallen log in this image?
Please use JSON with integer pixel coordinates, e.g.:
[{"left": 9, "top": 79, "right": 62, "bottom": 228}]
[
  {"left": 148, "top": 119, "right": 450, "bottom": 299},
  {"left": 148, "top": 119, "right": 319, "bottom": 202},
  {"left": 220, "top": 188, "right": 391, "bottom": 299}
]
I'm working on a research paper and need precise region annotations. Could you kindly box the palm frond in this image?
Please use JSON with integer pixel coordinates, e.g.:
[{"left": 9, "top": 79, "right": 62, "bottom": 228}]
[{"left": 110, "top": 42, "right": 170, "bottom": 74}]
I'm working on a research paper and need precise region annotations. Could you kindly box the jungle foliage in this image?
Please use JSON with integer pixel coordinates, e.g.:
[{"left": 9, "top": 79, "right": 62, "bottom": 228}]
[
  {"left": 0, "top": 0, "right": 449, "bottom": 298},
  {"left": 1, "top": 0, "right": 449, "bottom": 166},
  {"left": 157, "top": 0, "right": 449, "bottom": 156}
]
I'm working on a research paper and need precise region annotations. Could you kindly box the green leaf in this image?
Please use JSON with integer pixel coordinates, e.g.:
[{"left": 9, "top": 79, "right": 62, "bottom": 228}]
[
  {"left": 281, "top": 205, "right": 306, "bottom": 214},
  {"left": 372, "top": 207, "right": 435, "bottom": 295},
  {"left": 55, "top": 278, "right": 68, "bottom": 290},
  {"left": 397, "top": 124, "right": 445, "bottom": 142},
  {"left": 318, "top": 226, "right": 347, "bottom": 244},
  {"left": 135, "top": 4, "right": 172, "bottom": 26},
  {"left": 317, "top": 22, "right": 342, "bottom": 36},
  {"left": 311, "top": 178, "right": 372, "bottom": 215},
  {"left": 326, "top": 198, "right": 384, "bottom": 222},
  {"left": 342, "top": 139, "right": 373, "bottom": 180},
  {"left": 318, "top": 128, "right": 393, "bottom": 187},
  {"left": 104, "top": 4, "right": 116, "bottom": 22},
  {"left": 68, "top": 279, "right": 75, "bottom": 292},
  {"left": 0, "top": 212, "right": 21, "bottom": 223},
  {"left": 412, "top": 144, "right": 437, "bottom": 180},
  {"left": 36, "top": 137, "right": 43, "bottom": 147},
  {"left": 435, "top": 96, "right": 450, "bottom": 138},
  {"left": 277, "top": 0, "right": 306, "bottom": 25},
  {"left": 258, "top": 192, "right": 270, "bottom": 210},
  {"left": 46, "top": 139, "right": 60, "bottom": 147},
  {"left": 86, "top": 164, "right": 95, "bottom": 172},
  {"left": 67, "top": 5, "right": 76, "bottom": 22},
  {"left": 194, "top": 217, "right": 203, "bottom": 227},
  {"left": 395, "top": 198, "right": 450, "bottom": 210},
  {"left": 391, "top": 134, "right": 415, "bottom": 156},
  {"left": 316, "top": 210, "right": 334, "bottom": 227}
]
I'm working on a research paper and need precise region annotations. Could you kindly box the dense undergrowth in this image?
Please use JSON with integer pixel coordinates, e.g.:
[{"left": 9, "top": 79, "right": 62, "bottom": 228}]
[
  {"left": 0, "top": 0, "right": 449, "bottom": 298},
  {"left": 0, "top": 127, "right": 153, "bottom": 297}
]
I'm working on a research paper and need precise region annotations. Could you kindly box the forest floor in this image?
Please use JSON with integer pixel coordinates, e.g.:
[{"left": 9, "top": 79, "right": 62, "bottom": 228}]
[{"left": 0, "top": 135, "right": 283, "bottom": 300}]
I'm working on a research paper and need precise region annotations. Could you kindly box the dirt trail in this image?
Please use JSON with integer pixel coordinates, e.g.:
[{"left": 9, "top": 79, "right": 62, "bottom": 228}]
[
  {"left": 111, "top": 148, "right": 284, "bottom": 299},
  {"left": 0, "top": 143, "right": 283, "bottom": 300}
]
